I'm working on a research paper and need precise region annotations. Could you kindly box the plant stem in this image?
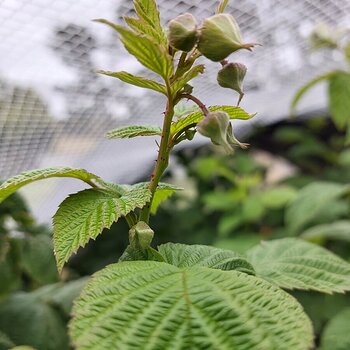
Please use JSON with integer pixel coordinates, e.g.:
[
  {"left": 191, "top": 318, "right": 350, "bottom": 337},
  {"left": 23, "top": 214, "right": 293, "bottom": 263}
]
[
  {"left": 182, "top": 94, "right": 209, "bottom": 116},
  {"left": 139, "top": 84, "right": 174, "bottom": 223}
]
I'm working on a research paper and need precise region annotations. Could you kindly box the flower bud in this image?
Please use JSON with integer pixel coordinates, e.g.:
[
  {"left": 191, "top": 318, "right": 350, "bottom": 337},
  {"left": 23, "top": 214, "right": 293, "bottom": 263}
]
[
  {"left": 197, "top": 111, "right": 248, "bottom": 153},
  {"left": 197, "top": 14, "right": 255, "bottom": 61},
  {"left": 129, "top": 221, "right": 154, "bottom": 250},
  {"left": 217, "top": 62, "right": 247, "bottom": 105},
  {"left": 168, "top": 13, "right": 198, "bottom": 52}
]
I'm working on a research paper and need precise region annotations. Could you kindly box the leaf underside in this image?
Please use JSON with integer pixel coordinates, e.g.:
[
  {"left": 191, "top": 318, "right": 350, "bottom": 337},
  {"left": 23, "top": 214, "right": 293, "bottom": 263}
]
[
  {"left": 70, "top": 261, "right": 313, "bottom": 350},
  {"left": 53, "top": 187, "right": 151, "bottom": 271},
  {"left": 106, "top": 125, "right": 162, "bottom": 139},
  {"left": 247, "top": 238, "right": 350, "bottom": 293},
  {"left": 0, "top": 167, "right": 102, "bottom": 203}
]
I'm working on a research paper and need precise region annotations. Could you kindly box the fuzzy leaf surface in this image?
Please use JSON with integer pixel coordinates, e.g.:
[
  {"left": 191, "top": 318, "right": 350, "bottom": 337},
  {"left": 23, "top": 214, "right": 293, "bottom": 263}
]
[
  {"left": 285, "top": 182, "right": 350, "bottom": 234},
  {"left": 0, "top": 167, "right": 102, "bottom": 203},
  {"left": 97, "top": 70, "right": 166, "bottom": 94},
  {"left": 53, "top": 188, "right": 151, "bottom": 271},
  {"left": 247, "top": 238, "right": 350, "bottom": 293},
  {"left": 171, "top": 105, "right": 255, "bottom": 136},
  {"left": 158, "top": 243, "right": 255, "bottom": 274},
  {"left": 95, "top": 20, "right": 172, "bottom": 79},
  {"left": 70, "top": 261, "right": 313, "bottom": 350},
  {"left": 320, "top": 307, "right": 350, "bottom": 350},
  {"left": 106, "top": 125, "right": 162, "bottom": 139}
]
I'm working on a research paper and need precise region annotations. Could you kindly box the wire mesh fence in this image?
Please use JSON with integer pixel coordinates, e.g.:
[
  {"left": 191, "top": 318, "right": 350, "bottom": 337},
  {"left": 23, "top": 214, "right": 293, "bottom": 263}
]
[{"left": 0, "top": 0, "right": 349, "bottom": 221}]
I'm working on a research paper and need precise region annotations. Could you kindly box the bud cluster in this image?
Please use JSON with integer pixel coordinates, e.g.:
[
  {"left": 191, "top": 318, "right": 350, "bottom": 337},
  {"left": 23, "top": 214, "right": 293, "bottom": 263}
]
[{"left": 168, "top": 12, "right": 256, "bottom": 105}]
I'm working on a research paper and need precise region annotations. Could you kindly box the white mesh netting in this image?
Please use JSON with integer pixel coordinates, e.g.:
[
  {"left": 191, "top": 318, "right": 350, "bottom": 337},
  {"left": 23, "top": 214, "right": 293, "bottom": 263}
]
[{"left": 0, "top": 0, "right": 349, "bottom": 221}]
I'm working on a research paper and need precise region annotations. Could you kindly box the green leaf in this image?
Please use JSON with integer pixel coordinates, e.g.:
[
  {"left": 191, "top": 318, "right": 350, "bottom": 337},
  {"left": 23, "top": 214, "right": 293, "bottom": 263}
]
[
  {"left": 259, "top": 186, "right": 297, "bottom": 209},
  {"left": 0, "top": 330, "right": 15, "bottom": 349},
  {"left": 133, "top": 0, "right": 163, "bottom": 34},
  {"left": 320, "top": 308, "right": 350, "bottom": 350},
  {"left": 329, "top": 71, "right": 350, "bottom": 129},
  {"left": 151, "top": 183, "right": 182, "bottom": 214},
  {"left": 71, "top": 261, "right": 313, "bottom": 350},
  {"left": 0, "top": 293, "right": 69, "bottom": 350},
  {"left": 21, "top": 234, "right": 58, "bottom": 285},
  {"left": 158, "top": 243, "right": 255, "bottom": 274},
  {"left": 290, "top": 71, "right": 335, "bottom": 115},
  {"left": 95, "top": 20, "right": 172, "bottom": 79},
  {"left": 0, "top": 167, "right": 102, "bottom": 203},
  {"left": 124, "top": 16, "right": 166, "bottom": 44},
  {"left": 129, "top": 182, "right": 182, "bottom": 214},
  {"left": 171, "top": 105, "right": 256, "bottom": 136},
  {"left": 301, "top": 220, "right": 350, "bottom": 244},
  {"left": 285, "top": 182, "right": 350, "bottom": 234},
  {"left": 53, "top": 187, "right": 151, "bottom": 271},
  {"left": 97, "top": 70, "right": 167, "bottom": 94},
  {"left": 106, "top": 125, "right": 162, "bottom": 139},
  {"left": 247, "top": 238, "right": 350, "bottom": 293},
  {"left": 171, "top": 65, "right": 205, "bottom": 93}
]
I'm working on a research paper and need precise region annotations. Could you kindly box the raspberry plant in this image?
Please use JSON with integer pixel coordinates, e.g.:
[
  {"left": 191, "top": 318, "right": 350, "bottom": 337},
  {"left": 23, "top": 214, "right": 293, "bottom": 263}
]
[{"left": 1, "top": 1, "right": 350, "bottom": 349}]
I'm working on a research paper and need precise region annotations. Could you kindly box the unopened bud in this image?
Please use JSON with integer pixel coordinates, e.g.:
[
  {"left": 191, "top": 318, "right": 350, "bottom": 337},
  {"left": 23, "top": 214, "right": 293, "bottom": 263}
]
[
  {"left": 217, "top": 62, "right": 247, "bottom": 105},
  {"left": 197, "top": 111, "right": 248, "bottom": 153},
  {"left": 197, "top": 14, "right": 255, "bottom": 61},
  {"left": 168, "top": 13, "right": 198, "bottom": 52}
]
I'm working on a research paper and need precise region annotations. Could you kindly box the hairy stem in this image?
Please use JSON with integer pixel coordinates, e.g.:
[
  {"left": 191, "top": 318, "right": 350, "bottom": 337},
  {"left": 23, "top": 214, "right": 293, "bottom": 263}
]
[
  {"left": 139, "top": 85, "right": 174, "bottom": 223},
  {"left": 182, "top": 94, "right": 209, "bottom": 116}
]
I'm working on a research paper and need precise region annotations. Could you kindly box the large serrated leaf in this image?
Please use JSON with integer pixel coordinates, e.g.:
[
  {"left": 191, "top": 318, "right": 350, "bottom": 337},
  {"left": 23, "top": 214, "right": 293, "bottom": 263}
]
[
  {"left": 97, "top": 70, "right": 166, "bottom": 94},
  {"left": 106, "top": 125, "right": 162, "bottom": 139},
  {"left": 53, "top": 187, "right": 151, "bottom": 271},
  {"left": 70, "top": 261, "right": 313, "bottom": 350},
  {"left": 171, "top": 105, "right": 256, "bottom": 136},
  {"left": 329, "top": 71, "right": 350, "bottom": 129},
  {"left": 171, "top": 65, "right": 205, "bottom": 93},
  {"left": 320, "top": 307, "right": 350, "bottom": 350},
  {"left": 247, "top": 238, "right": 350, "bottom": 293},
  {"left": 95, "top": 19, "right": 172, "bottom": 79},
  {"left": 158, "top": 243, "right": 255, "bottom": 275},
  {"left": 285, "top": 182, "right": 350, "bottom": 234},
  {"left": 0, "top": 167, "right": 102, "bottom": 203}
]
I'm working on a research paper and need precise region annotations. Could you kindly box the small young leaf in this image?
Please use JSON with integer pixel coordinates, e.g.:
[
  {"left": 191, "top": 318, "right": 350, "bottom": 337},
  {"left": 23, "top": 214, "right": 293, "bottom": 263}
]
[
  {"left": 216, "top": 0, "right": 230, "bottom": 13},
  {"left": 329, "top": 71, "right": 350, "bottom": 129},
  {"left": 106, "top": 125, "right": 162, "bottom": 139},
  {"left": 247, "top": 238, "right": 350, "bottom": 293},
  {"left": 158, "top": 243, "right": 255, "bottom": 274},
  {"left": 301, "top": 220, "right": 350, "bottom": 244},
  {"left": 71, "top": 261, "right": 313, "bottom": 350},
  {"left": 124, "top": 16, "right": 166, "bottom": 44},
  {"left": 97, "top": 70, "right": 167, "bottom": 95},
  {"left": 53, "top": 187, "right": 151, "bottom": 271},
  {"left": 290, "top": 71, "right": 335, "bottom": 115},
  {"left": 95, "top": 19, "right": 173, "bottom": 79},
  {"left": 320, "top": 308, "right": 350, "bottom": 350},
  {"left": 0, "top": 167, "right": 102, "bottom": 203},
  {"left": 171, "top": 65, "right": 205, "bottom": 93},
  {"left": 133, "top": 0, "right": 163, "bottom": 34},
  {"left": 285, "top": 181, "right": 350, "bottom": 234},
  {"left": 171, "top": 105, "right": 255, "bottom": 136},
  {"left": 151, "top": 183, "right": 182, "bottom": 214}
]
